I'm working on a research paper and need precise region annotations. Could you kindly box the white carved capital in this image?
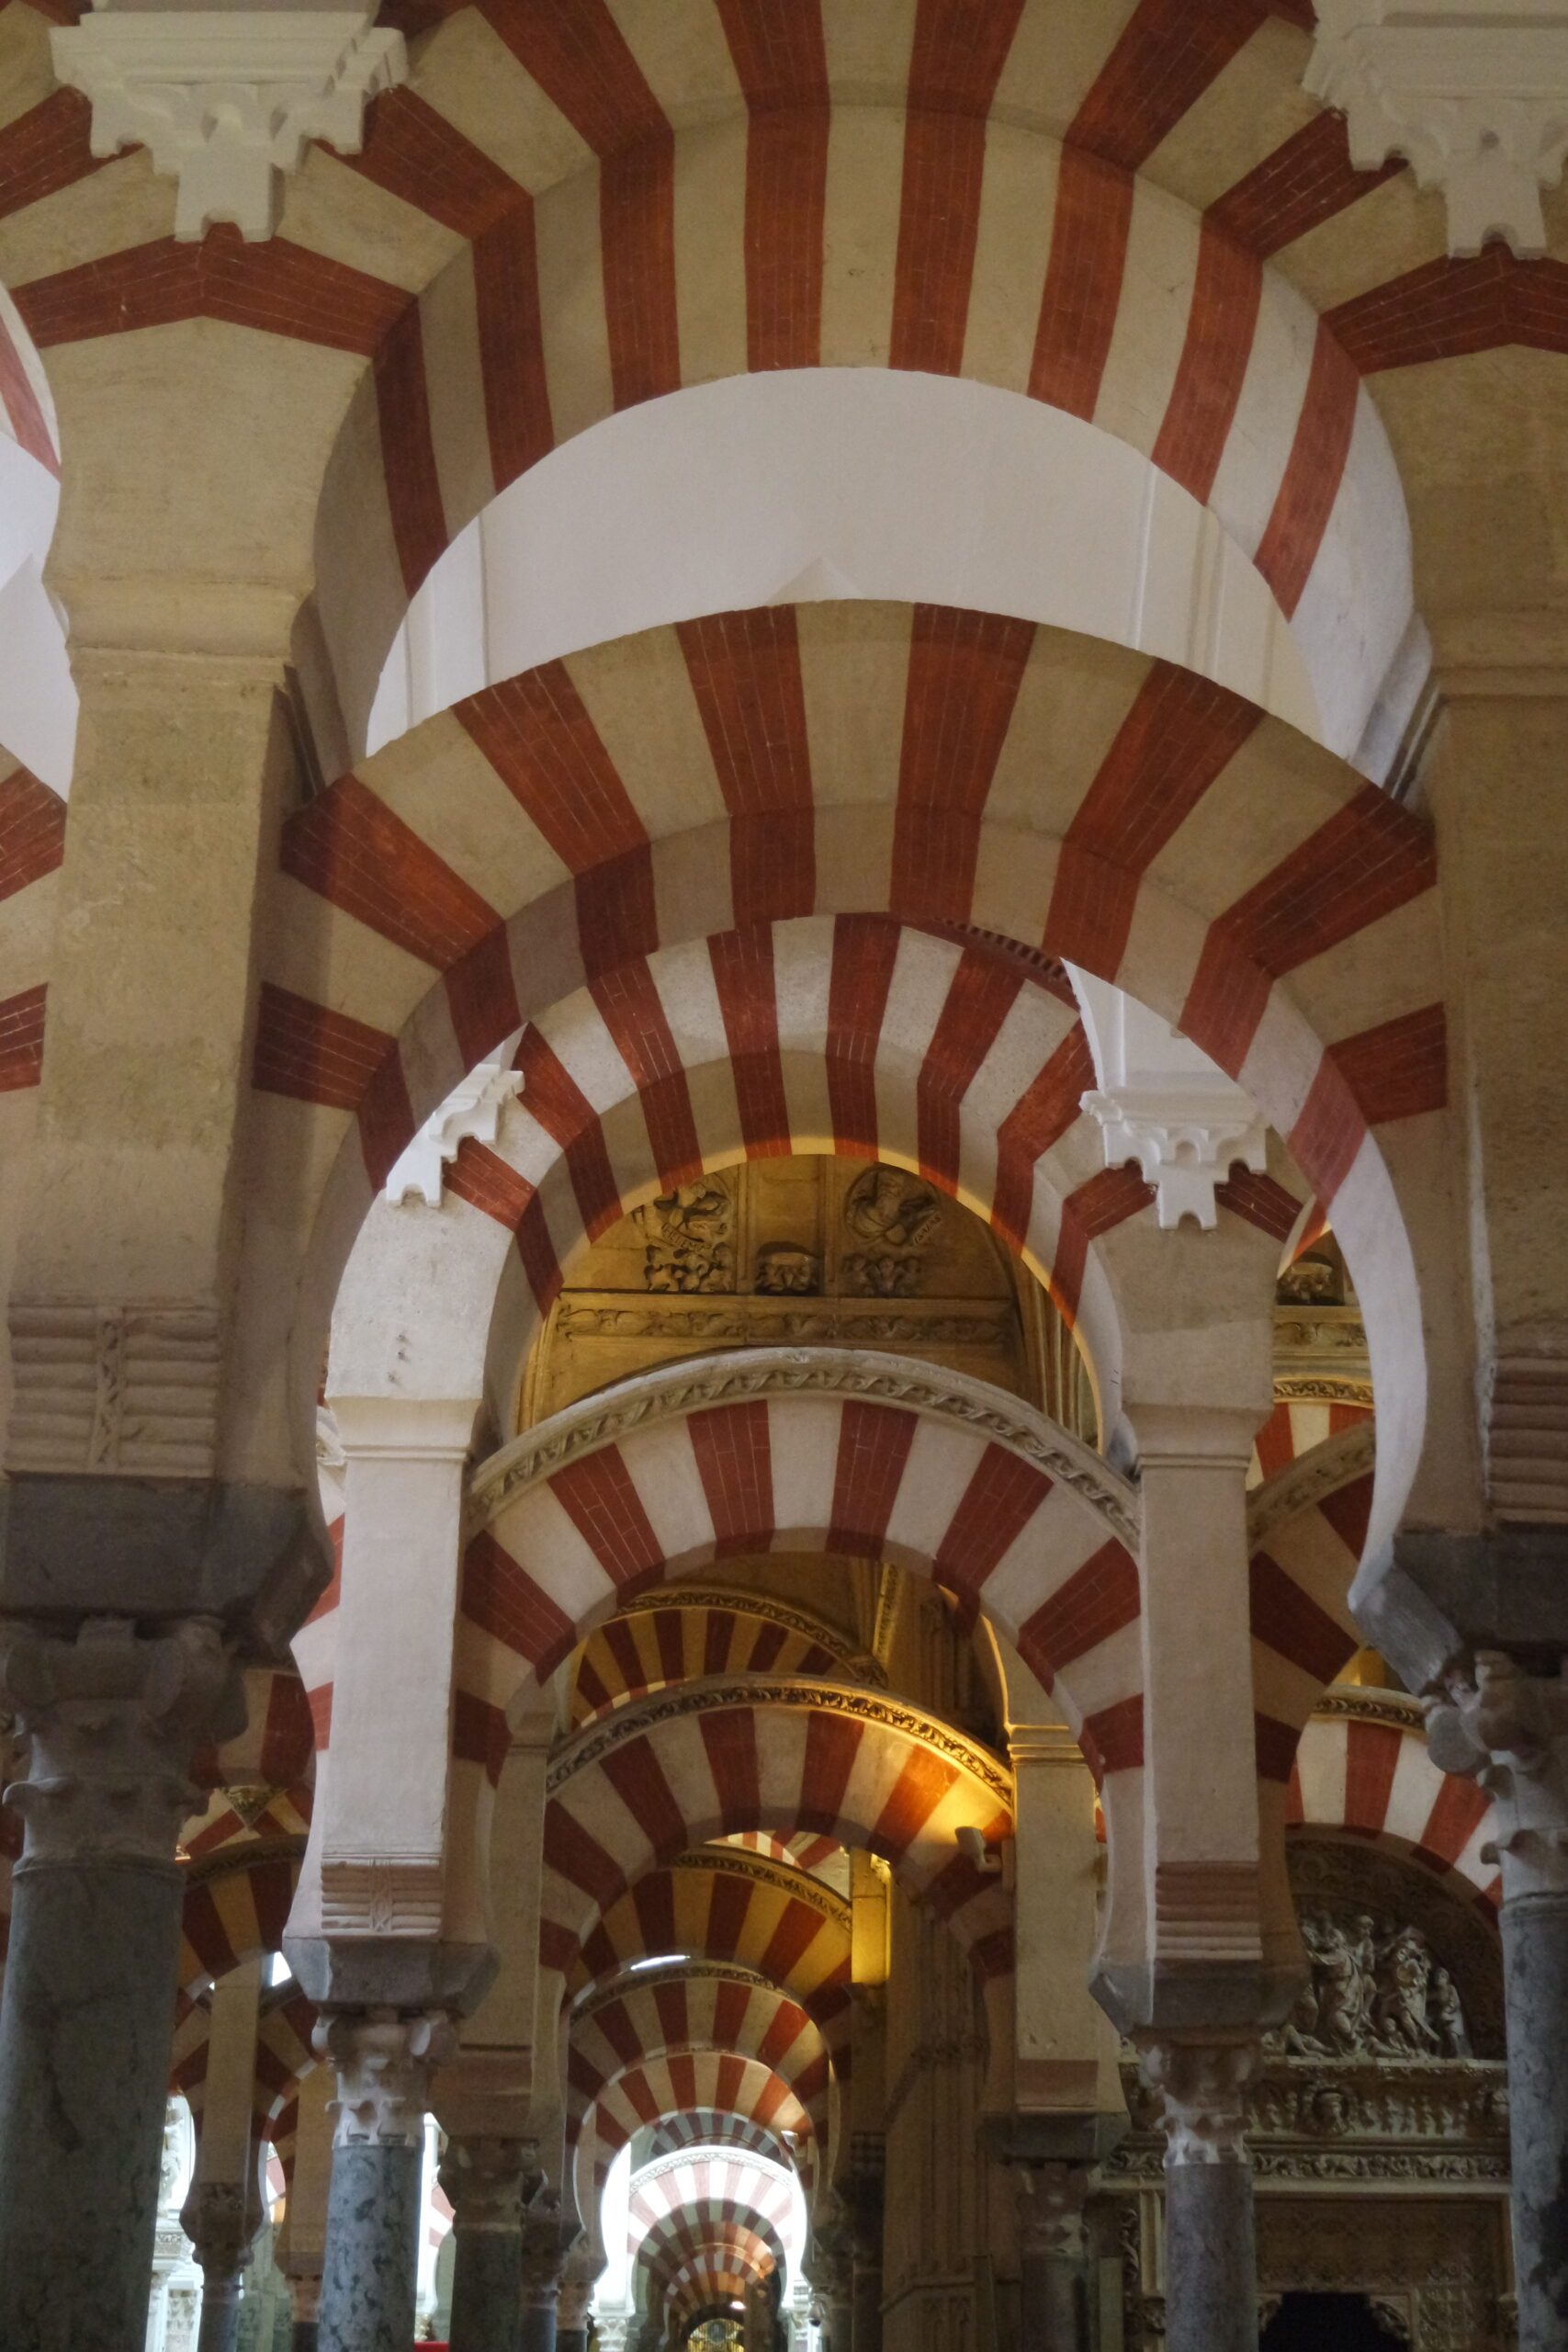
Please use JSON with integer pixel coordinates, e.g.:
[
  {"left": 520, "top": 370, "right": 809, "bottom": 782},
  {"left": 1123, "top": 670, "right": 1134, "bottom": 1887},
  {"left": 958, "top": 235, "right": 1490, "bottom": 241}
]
[
  {"left": 51, "top": 6, "right": 407, "bottom": 244},
  {"left": 1306, "top": 1, "right": 1568, "bottom": 257},
  {"left": 1425, "top": 1648, "right": 1568, "bottom": 1899},
  {"left": 0, "top": 1614, "right": 240, "bottom": 1867},
  {"left": 315, "top": 2007, "right": 457, "bottom": 2148},
  {"left": 1135, "top": 2036, "right": 1260, "bottom": 2166},
  {"left": 1081, "top": 1089, "right": 1268, "bottom": 1231},
  {"left": 179, "top": 2178, "right": 261, "bottom": 2285},
  {"left": 385, "top": 1059, "right": 524, "bottom": 1209}
]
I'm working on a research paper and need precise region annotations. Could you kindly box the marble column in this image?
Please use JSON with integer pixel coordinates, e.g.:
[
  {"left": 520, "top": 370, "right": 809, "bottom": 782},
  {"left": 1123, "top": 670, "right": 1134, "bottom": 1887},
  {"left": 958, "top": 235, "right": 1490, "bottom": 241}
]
[
  {"left": 1138, "top": 2039, "right": 1260, "bottom": 2352},
  {"left": 1427, "top": 1652, "right": 1568, "bottom": 2351},
  {"left": 439, "top": 2132, "right": 532, "bottom": 2352},
  {"left": 1016, "top": 2164, "right": 1090, "bottom": 2352},
  {"left": 520, "top": 2188, "right": 571, "bottom": 2352},
  {"left": 556, "top": 2272, "right": 593, "bottom": 2352},
  {"left": 0, "top": 1614, "right": 240, "bottom": 2352},
  {"left": 315, "top": 2008, "right": 456, "bottom": 2352}
]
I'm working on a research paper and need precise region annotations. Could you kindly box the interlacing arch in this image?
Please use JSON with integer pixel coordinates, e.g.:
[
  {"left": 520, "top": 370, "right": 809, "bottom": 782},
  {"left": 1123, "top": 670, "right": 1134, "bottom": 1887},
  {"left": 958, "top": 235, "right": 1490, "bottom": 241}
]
[
  {"left": 267, "top": 604, "right": 1441, "bottom": 1569},
  {"left": 569, "top": 1967, "right": 831, "bottom": 2151},
  {"left": 302, "top": 0, "right": 1416, "bottom": 752},
  {"left": 539, "top": 1675, "right": 1015, "bottom": 1982},
  {"left": 567, "top": 1854, "right": 853, "bottom": 2071}
]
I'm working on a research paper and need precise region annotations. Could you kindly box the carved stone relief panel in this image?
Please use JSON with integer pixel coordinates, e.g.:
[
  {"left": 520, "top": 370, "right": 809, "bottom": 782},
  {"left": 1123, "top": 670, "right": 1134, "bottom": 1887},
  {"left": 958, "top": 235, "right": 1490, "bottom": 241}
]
[
  {"left": 522, "top": 1155, "right": 1036, "bottom": 1426},
  {"left": 1285, "top": 1840, "right": 1504, "bottom": 2061},
  {"left": 1256, "top": 2199, "right": 1506, "bottom": 2352}
]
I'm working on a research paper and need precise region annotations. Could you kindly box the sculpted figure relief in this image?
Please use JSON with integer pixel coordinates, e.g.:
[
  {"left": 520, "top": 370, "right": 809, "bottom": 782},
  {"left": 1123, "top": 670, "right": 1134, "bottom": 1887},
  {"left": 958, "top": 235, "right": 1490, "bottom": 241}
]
[
  {"left": 637, "top": 1181, "right": 735, "bottom": 1293},
  {"left": 1280, "top": 1909, "right": 1469, "bottom": 2061}
]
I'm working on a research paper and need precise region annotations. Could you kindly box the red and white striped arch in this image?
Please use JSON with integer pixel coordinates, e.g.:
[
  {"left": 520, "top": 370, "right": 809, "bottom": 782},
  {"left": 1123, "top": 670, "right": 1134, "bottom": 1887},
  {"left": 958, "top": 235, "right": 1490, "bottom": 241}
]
[
  {"left": 570, "top": 1971, "right": 831, "bottom": 2158},
  {"left": 540, "top": 1679, "right": 1014, "bottom": 1982},
  {"left": 1289, "top": 1703, "right": 1498, "bottom": 1910},
  {"left": 178, "top": 1850, "right": 301, "bottom": 1993},
  {"left": 631, "top": 2151, "right": 795, "bottom": 2257},
  {"left": 323, "top": 912, "right": 1130, "bottom": 1431},
  {"left": 463, "top": 1353, "right": 1136, "bottom": 1752},
  {"left": 264, "top": 605, "right": 1442, "bottom": 1564},
  {"left": 303, "top": 3, "right": 1414, "bottom": 751},
  {"left": 590, "top": 2052, "right": 808, "bottom": 2173},
  {"left": 568, "top": 1857, "right": 853, "bottom": 2069},
  {"left": 572, "top": 1597, "right": 867, "bottom": 1729}
]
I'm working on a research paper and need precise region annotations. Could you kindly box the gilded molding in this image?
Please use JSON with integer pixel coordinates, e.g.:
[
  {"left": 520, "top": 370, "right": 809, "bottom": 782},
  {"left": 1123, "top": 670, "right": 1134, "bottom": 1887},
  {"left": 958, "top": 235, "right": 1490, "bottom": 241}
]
[
  {"left": 473, "top": 1347, "right": 1137, "bottom": 1549},
  {"left": 548, "top": 1673, "right": 1013, "bottom": 1806}
]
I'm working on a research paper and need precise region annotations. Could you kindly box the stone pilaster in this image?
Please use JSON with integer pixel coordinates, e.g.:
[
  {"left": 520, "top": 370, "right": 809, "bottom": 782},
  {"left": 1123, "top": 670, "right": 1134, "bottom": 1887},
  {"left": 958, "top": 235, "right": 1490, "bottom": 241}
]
[
  {"left": 315, "top": 2007, "right": 456, "bottom": 2352},
  {"left": 1015, "top": 2164, "right": 1090, "bottom": 2352},
  {"left": 1136, "top": 2037, "right": 1260, "bottom": 2352},
  {"left": 285, "top": 2260, "right": 322, "bottom": 2352},
  {"left": 438, "top": 2131, "right": 534, "bottom": 2352},
  {"left": 0, "top": 1613, "right": 241, "bottom": 2352},
  {"left": 1427, "top": 1650, "right": 1568, "bottom": 2350}
]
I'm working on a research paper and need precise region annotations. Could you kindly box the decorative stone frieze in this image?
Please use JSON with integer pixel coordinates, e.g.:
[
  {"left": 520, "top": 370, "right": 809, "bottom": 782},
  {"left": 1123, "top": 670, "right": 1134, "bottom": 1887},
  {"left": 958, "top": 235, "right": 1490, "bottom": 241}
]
[
  {"left": 637, "top": 1178, "right": 735, "bottom": 1294},
  {"left": 471, "top": 1345, "right": 1138, "bottom": 1548},
  {"left": 314, "top": 2008, "right": 457, "bottom": 2148},
  {"left": 437, "top": 2132, "right": 531, "bottom": 2233},
  {"left": 1136, "top": 2039, "right": 1261, "bottom": 2165},
  {"left": 51, "top": 5, "right": 406, "bottom": 245},
  {"left": 1276, "top": 1909, "right": 1470, "bottom": 2061},
  {"left": 1305, "top": 0, "right": 1568, "bottom": 258},
  {"left": 0, "top": 1614, "right": 239, "bottom": 1867},
  {"left": 549, "top": 1675, "right": 1014, "bottom": 1804},
  {"left": 1426, "top": 1648, "right": 1568, "bottom": 1901}
]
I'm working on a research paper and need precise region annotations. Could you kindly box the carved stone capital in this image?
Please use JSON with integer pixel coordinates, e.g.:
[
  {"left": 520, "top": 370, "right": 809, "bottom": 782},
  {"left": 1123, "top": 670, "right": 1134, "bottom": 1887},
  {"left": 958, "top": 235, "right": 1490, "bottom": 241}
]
[
  {"left": 1014, "top": 2160, "right": 1089, "bottom": 2261},
  {"left": 313, "top": 2007, "right": 457, "bottom": 2147},
  {"left": 1425, "top": 1648, "right": 1568, "bottom": 1900},
  {"left": 1135, "top": 2036, "right": 1261, "bottom": 2166},
  {"left": 1306, "top": 1, "right": 1568, "bottom": 258},
  {"left": 179, "top": 2178, "right": 260, "bottom": 2286},
  {"left": 519, "top": 2189, "right": 575, "bottom": 2309},
  {"left": 437, "top": 2132, "right": 531, "bottom": 2233},
  {"left": 1081, "top": 1090, "right": 1266, "bottom": 1231},
  {"left": 51, "top": 6, "right": 407, "bottom": 244},
  {"left": 0, "top": 1614, "right": 240, "bottom": 1868},
  {"left": 558, "top": 2276, "right": 595, "bottom": 2330}
]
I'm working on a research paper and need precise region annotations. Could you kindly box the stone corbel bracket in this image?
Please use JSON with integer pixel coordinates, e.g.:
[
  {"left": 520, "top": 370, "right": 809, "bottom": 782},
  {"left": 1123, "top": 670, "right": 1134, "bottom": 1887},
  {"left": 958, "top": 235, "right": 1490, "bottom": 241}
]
[
  {"left": 51, "top": 7, "right": 408, "bottom": 244},
  {"left": 1080, "top": 1089, "right": 1268, "bottom": 1232},
  {"left": 1306, "top": 0, "right": 1568, "bottom": 258}
]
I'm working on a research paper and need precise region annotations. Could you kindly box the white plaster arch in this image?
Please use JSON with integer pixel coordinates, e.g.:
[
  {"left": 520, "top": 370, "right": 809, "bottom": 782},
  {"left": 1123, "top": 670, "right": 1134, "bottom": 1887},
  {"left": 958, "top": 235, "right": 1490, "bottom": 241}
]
[
  {"left": 366, "top": 368, "right": 1417, "bottom": 773},
  {"left": 0, "top": 286, "right": 74, "bottom": 795}
]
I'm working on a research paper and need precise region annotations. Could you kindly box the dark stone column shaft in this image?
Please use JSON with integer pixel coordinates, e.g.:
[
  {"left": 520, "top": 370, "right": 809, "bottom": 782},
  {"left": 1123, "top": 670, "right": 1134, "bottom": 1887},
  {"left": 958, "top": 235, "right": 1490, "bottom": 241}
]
[
  {"left": 0, "top": 1860, "right": 185, "bottom": 2352},
  {"left": 292, "top": 2327, "right": 320, "bottom": 2352},
  {"left": 1019, "top": 2245, "right": 1089, "bottom": 2352},
  {"left": 318, "top": 2140, "right": 424, "bottom": 2352},
  {"left": 1505, "top": 1890, "right": 1568, "bottom": 2350},
  {"left": 555, "top": 2330, "right": 588, "bottom": 2352},
  {"left": 448, "top": 2227, "right": 525, "bottom": 2352},
  {"left": 196, "top": 2271, "right": 244, "bottom": 2352},
  {"left": 1163, "top": 2159, "right": 1257, "bottom": 2352}
]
